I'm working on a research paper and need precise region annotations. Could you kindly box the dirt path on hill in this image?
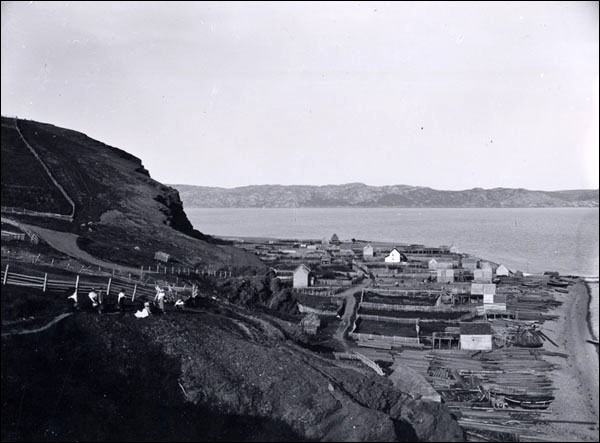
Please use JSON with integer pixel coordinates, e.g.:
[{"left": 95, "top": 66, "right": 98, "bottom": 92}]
[
  {"left": 22, "top": 224, "right": 142, "bottom": 274},
  {"left": 1, "top": 313, "right": 73, "bottom": 337},
  {"left": 332, "top": 280, "right": 371, "bottom": 348}
]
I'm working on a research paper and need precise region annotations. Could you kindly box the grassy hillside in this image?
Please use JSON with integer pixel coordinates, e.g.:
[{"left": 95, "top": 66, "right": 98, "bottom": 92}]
[
  {"left": 1, "top": 116, "right": 263, "bottom": 269},
  {"left": 0, "top": 119, "right": 72, "bottom": 215}
]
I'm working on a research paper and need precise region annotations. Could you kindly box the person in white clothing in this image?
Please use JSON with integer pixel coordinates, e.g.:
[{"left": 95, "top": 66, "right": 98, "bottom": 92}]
[
  {"left": 67, "top": 290, "right": 78, "bottom": 309},
  {"left": 134, "top": 301, "right": 151, "bottom": 318},
  {"left": 117, "top": 289, "right": 126, "bottom": 309},
  {"left": 88, "top": 290, "right": 99, "bottom": 308}
]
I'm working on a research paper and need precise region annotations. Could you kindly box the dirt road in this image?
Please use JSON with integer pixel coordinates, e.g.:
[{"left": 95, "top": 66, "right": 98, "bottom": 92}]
[
  {"left": 332, "top": 279, "right": 371, "bottom": 348},
  {"left": 23, "top": 224, "right": 142, "bottom": 274}
]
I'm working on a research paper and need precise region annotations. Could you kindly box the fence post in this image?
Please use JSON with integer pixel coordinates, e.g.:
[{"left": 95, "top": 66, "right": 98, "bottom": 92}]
[
  {"left": 43, "top": 273, "right": 48, "bottom": 292},
  {"left": 107, "top": 278, "right": 112, "bottom": 296},
  {"left": 132, "top": 284, "right": 137, "bottom": 301},
  {"left": 3, "top": 264, "right": 9, "bottom": 285},
  {"left": 75, "top": 275, "right": 80, "bottom": 292}
]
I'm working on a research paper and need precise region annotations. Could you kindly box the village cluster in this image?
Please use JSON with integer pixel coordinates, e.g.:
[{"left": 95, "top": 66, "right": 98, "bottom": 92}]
[
  {"left": 232, "top": 232, "right": 575, "bottom": 439},
  {"left": 237, "top": 233, "right": 516, "bottom": 351}
]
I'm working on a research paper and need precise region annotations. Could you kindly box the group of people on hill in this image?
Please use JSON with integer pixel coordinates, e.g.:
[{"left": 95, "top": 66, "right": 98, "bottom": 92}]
[{"left": 66, "top": 283, "right": 199, "bottom": 317}]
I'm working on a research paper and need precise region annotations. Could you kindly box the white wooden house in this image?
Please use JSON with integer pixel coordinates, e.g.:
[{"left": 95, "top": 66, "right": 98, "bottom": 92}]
[
  {"left": 293, "top": 264, "right": 312, "bottom": 288},
  {"left": 363, "top": 244, "right": 374, "bottom": 259},
  {"left": 460, "top": 322, "right": 493, "bottom": 350},
  {"left": 384, "top": 248, "right": 402, "bottom": 263},
  {"left": 496, "top": 264, "right": 510, "bottom": 276}
]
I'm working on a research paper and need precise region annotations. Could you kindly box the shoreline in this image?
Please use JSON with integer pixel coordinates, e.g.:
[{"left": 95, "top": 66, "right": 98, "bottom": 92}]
[
  {"left": 584, "top": 281, "right": 599, "bottom": 343},
  {"left": 540, "top": 281, "right": 599, "bottom": 441}
]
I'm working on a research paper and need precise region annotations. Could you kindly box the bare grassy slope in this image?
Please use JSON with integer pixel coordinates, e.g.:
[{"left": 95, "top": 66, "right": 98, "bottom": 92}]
[{"left": 1, "top": 116, "right": 263, "bottom": 268}]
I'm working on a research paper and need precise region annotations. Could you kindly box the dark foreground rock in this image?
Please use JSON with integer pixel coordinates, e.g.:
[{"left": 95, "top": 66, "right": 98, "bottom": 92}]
[{"left": 1, "top": 307, "right": 463, "bottom": 442}]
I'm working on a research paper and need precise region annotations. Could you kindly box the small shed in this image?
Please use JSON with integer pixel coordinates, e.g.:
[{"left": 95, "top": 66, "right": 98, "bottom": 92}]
[
  {"left": 437, "top": 269, "right": 455, "bottom": 283},
  {"left": 429, "top": 258, "right": 454, "bottom": 270},
  {"left": 293, "top": 264, "right": 312, "bottom": 288},
  {"left": 300, "top": 313, "right": 321, "bottom": 335},
  {"left": 363, "top": 244, "right": 374, "bottom": 259},
  {"left": 496, "top": 264, "right": 510, "bottom": 276},
  {"left": 321, "top": 254, "right": 332, "bottom": 265},
  {"left": 473, "top": 269, "right": 493, "bottom": 283},
  {"left": 154, "top": 251, "right": 170, "bottom": 263},
  {"left": 461, "top": 257, "right": 479, "bottom": 270},
  {"left": 460, "top": 322, "right": 493, "bottom": 350},
  {"left": 470, "top": 283, "right": 497, "bottom": 303}
]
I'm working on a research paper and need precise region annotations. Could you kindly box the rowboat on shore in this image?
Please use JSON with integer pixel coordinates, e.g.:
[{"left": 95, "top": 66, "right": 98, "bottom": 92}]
[
  {"left": 547, "top": 279, "right": 569, "bottom": 288},
  {"left": 504, "top": 395, "right": 554, "bottom": 410}
]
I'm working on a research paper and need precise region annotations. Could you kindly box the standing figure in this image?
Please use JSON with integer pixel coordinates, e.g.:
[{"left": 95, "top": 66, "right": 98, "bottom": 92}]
[
  {"left": 67, "top": 289, "right": 78, "bottom": 310},
  {"left": 154, "top": 285, "right": 166, "bottom": 314},
  {"left": 117, "top": 289, "right": 126, "bottom": 310}
]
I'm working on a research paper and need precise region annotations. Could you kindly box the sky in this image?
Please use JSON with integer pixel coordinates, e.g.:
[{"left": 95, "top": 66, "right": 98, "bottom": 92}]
[{"left": 1, "top": 1, "right": 598, "bottom": 190}]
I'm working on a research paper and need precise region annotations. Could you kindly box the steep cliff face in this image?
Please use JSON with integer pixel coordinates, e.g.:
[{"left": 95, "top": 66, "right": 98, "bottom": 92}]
[{"left": 0, "top": 117, "right": 263, "bottom": 268}]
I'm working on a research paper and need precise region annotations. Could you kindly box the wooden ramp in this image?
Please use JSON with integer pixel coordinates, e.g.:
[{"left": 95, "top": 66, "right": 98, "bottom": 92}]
[{"left": 389, "top": 359, "right": 441, "bottom": 402}]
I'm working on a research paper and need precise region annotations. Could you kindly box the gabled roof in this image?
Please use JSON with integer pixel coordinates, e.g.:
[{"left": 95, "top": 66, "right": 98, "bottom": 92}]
[
  {"left": 294, "top": 264, "right": 311, "bottom": 274},
  {"left": 460, "top": 322, "right": 492, "bottom": 335}
]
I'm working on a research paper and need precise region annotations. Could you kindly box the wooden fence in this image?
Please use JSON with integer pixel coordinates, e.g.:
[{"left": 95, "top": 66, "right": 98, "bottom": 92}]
[
  {"left": 1, "top": 265, "right": 187, "bottom": 302},
  {"left": 297, "top": 303, "right": 339, "bottom": 316},
  {"left": 1, "top": 216, "right": 40, "bottom": 243},
  {"left": 1, "top": 249, "right": 234, "bottom": 284},
  {"left": 349, "top": 331, "right": 422, "bottom": 346},
  {"left": 1, "top": 231, "right": 26, "bottom": 241},
  {"left": 360, "top": 301, "right": 474, "bottom": 313},
  {"left": 365, "top": 288, "right": 442, "bottom": 297},
  {"left": 292, "top": 286, "right": 345, "bottom": 296}
]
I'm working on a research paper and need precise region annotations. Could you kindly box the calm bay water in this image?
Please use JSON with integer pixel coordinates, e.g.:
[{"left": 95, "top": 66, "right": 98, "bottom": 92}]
[
  {"left": 188, "top": 208, "right": 599, "bottom": 276},
  {"left": 187, "top": 207, "right": 599, "bottom": 338}
]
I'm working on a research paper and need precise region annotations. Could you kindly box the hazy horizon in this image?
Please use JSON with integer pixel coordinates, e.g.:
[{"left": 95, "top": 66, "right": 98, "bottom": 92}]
[
  {"left": 2, "top": 1, "right": 599, "bottom": 191},
  {"left": 170, "top": 181, "right": 599, "bottom": 192}
]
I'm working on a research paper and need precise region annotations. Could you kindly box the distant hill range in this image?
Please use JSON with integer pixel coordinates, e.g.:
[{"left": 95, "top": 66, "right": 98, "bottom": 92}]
[{"left": 173, "top": 183, "right": 599, "bottom": 208}]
